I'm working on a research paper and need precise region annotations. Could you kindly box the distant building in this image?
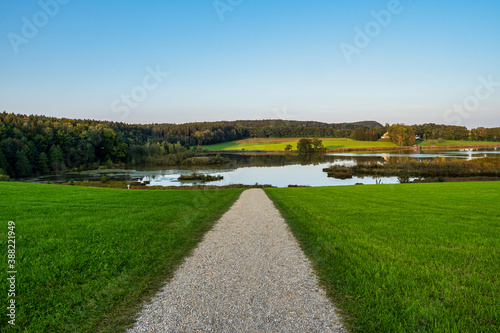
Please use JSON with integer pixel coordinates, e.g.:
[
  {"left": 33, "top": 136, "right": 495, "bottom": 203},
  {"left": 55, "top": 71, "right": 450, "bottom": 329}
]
[{"left": 381, "top": 132, "right": 390, "bottom": 139}]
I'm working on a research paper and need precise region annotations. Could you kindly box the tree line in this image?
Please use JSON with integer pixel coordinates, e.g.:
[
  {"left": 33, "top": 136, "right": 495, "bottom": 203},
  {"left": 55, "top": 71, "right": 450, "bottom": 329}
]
[{"left": 388, "top": 123, "right": 500, "bottom": 146}]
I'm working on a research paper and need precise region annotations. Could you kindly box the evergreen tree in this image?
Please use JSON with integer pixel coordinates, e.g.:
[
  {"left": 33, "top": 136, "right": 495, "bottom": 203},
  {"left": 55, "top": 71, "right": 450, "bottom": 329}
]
[
  {"left": 49, "top": 145, "right": 66, "bottom": 173},
  {"left": 38, "top": 152, "right": 50, "bottom": 175},
  {"left": 15, "top": 150, "right": 32, "bottom": 177},
  {"left": 0, "top": 149, "right": 8, "bottom": 174}
]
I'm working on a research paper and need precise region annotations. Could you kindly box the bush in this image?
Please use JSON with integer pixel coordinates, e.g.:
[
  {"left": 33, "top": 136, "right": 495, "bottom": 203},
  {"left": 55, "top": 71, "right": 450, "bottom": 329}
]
[
  {"left": 105, "top": 159, "right": 114, "bottom": 169},
  {"left": 397, "top": 172, "right": 411, "bottom": 183},
  {"left": 438, "top": 138, "right": 445, "bottom": 143},
  {"left": 297, "top": 138, "right": 313, "bottom": 153},
  {"left": 101, "top": 175, "right": 107, "bottom": 184}
]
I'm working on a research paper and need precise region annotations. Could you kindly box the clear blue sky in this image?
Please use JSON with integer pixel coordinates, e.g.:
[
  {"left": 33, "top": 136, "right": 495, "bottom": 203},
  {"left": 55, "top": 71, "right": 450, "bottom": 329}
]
[{"left": 1, "top": 0, "right": 499, "bottom": 128}]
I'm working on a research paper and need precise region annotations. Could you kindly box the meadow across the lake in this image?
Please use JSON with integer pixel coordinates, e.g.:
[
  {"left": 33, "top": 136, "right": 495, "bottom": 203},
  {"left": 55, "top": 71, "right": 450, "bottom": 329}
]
[
  {"left": 0, "top": 183, "right": 244, "bottom": 332},
  {"left": 203, "top": 138, "right": 499, "bottom": 151},
  {"left": 265, "top": 182, "right": 500, "bottom": 332},
  {"left": 203, "top": 138, "right": 398, "bottom": 150}
]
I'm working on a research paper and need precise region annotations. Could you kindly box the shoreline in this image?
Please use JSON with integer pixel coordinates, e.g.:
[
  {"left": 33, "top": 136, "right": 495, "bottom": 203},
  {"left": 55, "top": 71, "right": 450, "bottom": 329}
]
[{"left": 17, "top": 177, "right": 499, "bottom": 191}]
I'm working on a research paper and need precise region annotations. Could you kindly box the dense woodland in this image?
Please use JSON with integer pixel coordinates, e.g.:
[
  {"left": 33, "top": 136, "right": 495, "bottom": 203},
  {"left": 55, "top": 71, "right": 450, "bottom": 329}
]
[
  {"left": 350, "top": 127, "right": 381, "bottom": 141},
  {"left": 0, "top": 112, "right": 498, "bottom": 178}
]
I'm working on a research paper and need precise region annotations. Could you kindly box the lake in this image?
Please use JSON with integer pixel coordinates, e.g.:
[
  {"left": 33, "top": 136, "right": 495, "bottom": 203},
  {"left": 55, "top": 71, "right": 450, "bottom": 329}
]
[
  {"left": 32, "top": 148, "right": 499, "bottom": 188},
  {"left": 144, "top": 148, "right": 500, "bottom": 187}
]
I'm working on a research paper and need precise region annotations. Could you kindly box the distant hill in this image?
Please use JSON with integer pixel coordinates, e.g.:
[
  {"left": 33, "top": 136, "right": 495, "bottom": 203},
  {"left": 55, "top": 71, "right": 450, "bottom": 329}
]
[
  {"left": 183, "top": 119, "right": 383, "bottom": 130},
  {"left": 347, "top": 121, "right": 383, "bottom": 128}
]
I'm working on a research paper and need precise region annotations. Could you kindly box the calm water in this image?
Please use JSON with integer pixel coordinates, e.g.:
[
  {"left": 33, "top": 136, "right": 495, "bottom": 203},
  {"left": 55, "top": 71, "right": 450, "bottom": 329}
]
[
  {"left": 142, "top": 148, "right": 498, "bottom": 187},
  {"left": 31, "top": 148, "right": 500, "bottom": 188}
]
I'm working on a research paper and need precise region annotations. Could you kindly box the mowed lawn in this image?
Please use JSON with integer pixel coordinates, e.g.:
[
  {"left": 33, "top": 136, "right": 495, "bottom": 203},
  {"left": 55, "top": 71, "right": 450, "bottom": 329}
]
[
  {"left": 0, "top": 182, "right": 244, "bottom": 332},
  {"left": 265, "top": 182, "right": 500, "bottom": 332},
  {"left": 203, "top": 138, "right": 398, "bottom": 151}
]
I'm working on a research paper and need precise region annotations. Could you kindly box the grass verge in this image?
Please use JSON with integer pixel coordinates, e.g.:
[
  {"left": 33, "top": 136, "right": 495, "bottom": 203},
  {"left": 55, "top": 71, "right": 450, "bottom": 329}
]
[
  {"left": 265, "top": 182, "right": 500, "bottom": 332},
  {"left": 0, "top": 182, "right": 243, "bottom": 332}
]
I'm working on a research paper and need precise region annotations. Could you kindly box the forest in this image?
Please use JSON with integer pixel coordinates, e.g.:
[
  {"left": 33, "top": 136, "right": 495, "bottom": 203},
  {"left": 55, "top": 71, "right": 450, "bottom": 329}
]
[{"left": 0, "top": 112, "right": 498, "bottom": 178}]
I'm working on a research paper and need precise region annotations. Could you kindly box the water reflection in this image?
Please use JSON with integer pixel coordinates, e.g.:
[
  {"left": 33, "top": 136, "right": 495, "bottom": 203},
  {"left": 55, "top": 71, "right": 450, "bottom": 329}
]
[
  {"left": 143, "top": 164, "right": 401, "bottom": 188},
  {"left": 28, "top": 148, "right": 499, "bottom": 188}
]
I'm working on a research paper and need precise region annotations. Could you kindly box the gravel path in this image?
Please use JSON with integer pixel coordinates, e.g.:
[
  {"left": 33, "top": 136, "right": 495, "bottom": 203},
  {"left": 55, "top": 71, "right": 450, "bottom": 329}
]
[{"left": 128, "top": 189, "right": 346, "bottom": 332}]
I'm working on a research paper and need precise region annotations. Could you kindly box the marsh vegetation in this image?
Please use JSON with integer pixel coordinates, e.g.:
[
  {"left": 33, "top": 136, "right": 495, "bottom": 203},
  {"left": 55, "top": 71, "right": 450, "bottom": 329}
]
[{"left": 323, "top": 157, "right": 500, "bottom": 182}]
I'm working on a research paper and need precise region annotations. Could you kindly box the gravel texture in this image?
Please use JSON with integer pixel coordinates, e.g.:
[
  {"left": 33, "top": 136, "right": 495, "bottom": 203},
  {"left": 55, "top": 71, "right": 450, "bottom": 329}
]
[{"left": 128, "top": 188, "right": 346, "bottom": 332}]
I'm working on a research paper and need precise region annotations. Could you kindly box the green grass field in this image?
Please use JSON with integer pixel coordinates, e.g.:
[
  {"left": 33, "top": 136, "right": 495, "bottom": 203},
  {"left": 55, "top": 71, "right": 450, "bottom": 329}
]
[
  {"left": 203, "top": 138, "right": 398, "bottom": 151},
  {"left": 265, "top": 183, "right": 500, "bottom": 332},
  {"left": 203, "top": 138, "right": 499, "bottom": 151},
  {"left": 0, "top": 183, "right": 244, "bottom": 332}
]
